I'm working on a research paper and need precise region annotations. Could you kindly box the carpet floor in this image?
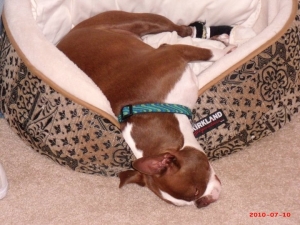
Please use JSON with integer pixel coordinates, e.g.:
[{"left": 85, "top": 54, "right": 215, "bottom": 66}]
[{"left": 0, "top": 113, "right": 299, "bottom": 225}]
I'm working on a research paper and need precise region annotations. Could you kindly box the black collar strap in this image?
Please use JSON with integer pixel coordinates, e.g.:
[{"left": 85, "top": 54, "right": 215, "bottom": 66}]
[{"left": 118, "top": 103, "right": 192, "bottom": 123}]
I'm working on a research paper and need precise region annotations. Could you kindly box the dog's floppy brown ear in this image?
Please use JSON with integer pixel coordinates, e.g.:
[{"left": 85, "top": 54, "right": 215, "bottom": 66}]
[
  {"left": 119, "top": 170, "right": 145, "bottom": 188},
  {"left": 132, "top": 153, "right": 176, "bottom": 175}
]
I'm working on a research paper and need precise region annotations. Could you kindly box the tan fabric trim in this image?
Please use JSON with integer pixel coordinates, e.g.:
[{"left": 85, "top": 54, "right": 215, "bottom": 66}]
[
  {"left": 198, "top": 0, "right": 298, "bottom": 96},
  {"left": 2, "top": 13, "right": 121, "bottom": 128}
]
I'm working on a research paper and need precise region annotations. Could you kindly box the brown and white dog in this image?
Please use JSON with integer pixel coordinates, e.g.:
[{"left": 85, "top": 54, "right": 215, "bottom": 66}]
[{"left": 57, "top": 11, "right": 225, "bottom": 208}]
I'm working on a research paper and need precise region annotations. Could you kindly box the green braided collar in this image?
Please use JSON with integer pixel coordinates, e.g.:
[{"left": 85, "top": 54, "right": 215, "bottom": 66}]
[{"left": 118, "top": 103, "right": 192, "bottom": 123}]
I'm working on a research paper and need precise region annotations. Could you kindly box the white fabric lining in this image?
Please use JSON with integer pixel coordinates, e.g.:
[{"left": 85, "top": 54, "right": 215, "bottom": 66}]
[{"left": 31, "top": 0, "right": 261, "bottom": 45}]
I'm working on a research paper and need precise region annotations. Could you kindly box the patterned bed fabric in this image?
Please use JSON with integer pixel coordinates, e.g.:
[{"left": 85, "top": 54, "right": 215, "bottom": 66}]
[{"left": 0, "top": 4, "right": 299, "bottom": 176}]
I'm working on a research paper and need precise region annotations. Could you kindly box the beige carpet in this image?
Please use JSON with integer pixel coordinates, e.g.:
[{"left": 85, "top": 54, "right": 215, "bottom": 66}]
[{"left": 0, "top": 113, "right": 299, "bottom": 225}]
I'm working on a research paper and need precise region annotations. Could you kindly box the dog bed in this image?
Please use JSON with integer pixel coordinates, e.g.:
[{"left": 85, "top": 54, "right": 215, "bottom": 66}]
[{"left": 0, "top": 0, "right": 299, "bottom": 176}]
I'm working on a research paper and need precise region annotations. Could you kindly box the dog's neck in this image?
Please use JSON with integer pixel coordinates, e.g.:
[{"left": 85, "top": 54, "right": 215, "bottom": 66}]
[
  {"left": 121, "top": 114, "right": 181, "bottom": 158},
  {"left": 121, "top": 111, "right": 201, "bottom": 159},
  {"left": 119, "top": 65, "right": 200, "bottom": 158}
]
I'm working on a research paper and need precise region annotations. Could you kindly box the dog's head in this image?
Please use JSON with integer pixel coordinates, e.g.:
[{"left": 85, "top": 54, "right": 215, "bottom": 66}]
[{"left": 119, "top": 147, "right": 221, "bottom": 208}]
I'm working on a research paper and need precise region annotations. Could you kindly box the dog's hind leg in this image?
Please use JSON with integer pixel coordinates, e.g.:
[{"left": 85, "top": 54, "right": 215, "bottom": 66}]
[{"left": 74, "top": 11, "right": 193, "bottom": 38}]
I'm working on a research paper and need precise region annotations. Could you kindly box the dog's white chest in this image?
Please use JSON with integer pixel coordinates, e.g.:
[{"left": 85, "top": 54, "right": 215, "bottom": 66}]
[{"left": 164, "top": 66, "right": 198, "bottom": 108}]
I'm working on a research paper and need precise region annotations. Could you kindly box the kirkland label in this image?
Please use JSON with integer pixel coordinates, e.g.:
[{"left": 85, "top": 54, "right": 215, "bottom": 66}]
[{"left": 193, "top": 109, "right": 227, "bottom": 137}]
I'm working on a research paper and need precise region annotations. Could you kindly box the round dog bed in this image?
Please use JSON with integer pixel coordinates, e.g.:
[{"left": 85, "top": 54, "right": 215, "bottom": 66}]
[{"left": 0, "top": 0, "right": 299, "bottom": 176}]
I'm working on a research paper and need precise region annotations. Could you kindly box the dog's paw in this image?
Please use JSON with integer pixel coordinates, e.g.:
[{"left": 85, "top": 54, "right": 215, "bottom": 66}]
[
  {"left": 177, "top": 25, "right": 193, "bottom": 38},
  {"left": 210, "top": 34, "right": 230, "bottom": 46}
]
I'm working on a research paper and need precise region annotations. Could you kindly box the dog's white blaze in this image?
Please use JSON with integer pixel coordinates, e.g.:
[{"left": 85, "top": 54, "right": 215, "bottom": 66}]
[
  {"left": 160, "top": 165, "right": 221, "bottom": 207},
  {"left": 122, "top": 123, "right": 143, "bottom": 159},
  {"left": 160, "top": 190, "right": 194, "bottom": 207}
]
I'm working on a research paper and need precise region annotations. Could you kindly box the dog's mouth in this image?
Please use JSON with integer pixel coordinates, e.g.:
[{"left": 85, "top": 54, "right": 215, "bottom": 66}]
[
  {"left": 194, "top": 174, "right": 222, "bottom": 208},
  {"left": 195, "top": 195, "right": 217, "bottom": 208}
]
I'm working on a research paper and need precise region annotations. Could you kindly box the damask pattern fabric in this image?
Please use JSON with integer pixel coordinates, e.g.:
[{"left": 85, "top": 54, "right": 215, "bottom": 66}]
[
  {"left": 194, "top": 34, "right": 300, "bottom": 159},
  {"left": 193, "top": 11, "right": 300, "bottom": 159},
  {"left": 0, "top": 46, "right": 134, "bottom": 176},
  {"left": 0, "top": 4, "right": 299, "bottom": 176}
]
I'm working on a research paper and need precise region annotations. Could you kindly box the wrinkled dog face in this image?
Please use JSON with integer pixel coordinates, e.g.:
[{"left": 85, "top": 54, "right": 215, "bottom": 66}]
[{"left": 119, "top": 147, "right": 221, "bottom": 208}]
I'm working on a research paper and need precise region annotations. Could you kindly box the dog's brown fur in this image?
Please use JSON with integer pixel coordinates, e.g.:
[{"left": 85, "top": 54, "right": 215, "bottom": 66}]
[
  {"left": 57, "top": 11, "right": 220, "bottom": 208},
  {"left": 57, "top": 11, "right": 211, "bottom": 117}
]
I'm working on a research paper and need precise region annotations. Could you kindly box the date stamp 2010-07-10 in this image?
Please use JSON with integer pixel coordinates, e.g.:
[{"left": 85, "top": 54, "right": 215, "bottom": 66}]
[{"left": 249, "top": 212, "right": 291, "bottom": 218}]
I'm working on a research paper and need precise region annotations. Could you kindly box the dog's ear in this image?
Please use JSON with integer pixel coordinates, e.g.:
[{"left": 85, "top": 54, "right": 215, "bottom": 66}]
[
  {"left": 119, "top": 170, "right": 145, "bottom": 188},
  {"left": 132, "top": 153, "right": 176, "bottom": 175}
]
